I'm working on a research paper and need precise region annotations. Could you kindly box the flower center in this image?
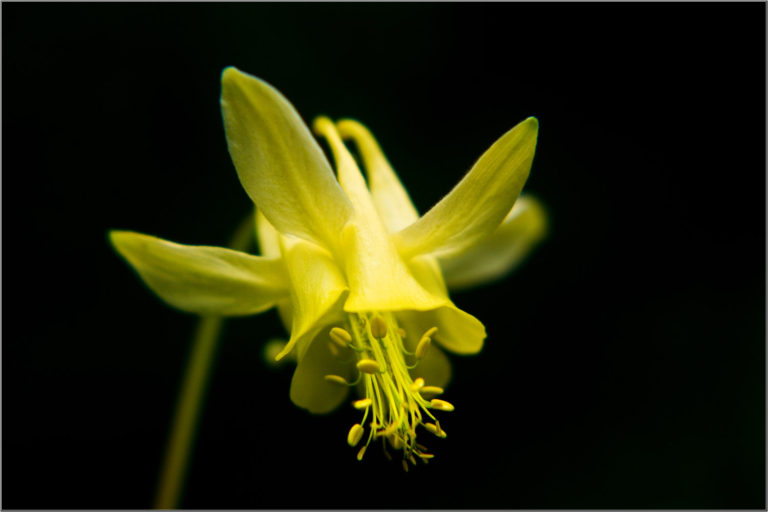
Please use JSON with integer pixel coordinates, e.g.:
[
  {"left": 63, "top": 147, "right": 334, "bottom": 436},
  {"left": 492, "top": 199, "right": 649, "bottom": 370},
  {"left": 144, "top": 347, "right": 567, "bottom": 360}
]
[{"left": 324, "top": 312, "right": 453, "bottom": 470}]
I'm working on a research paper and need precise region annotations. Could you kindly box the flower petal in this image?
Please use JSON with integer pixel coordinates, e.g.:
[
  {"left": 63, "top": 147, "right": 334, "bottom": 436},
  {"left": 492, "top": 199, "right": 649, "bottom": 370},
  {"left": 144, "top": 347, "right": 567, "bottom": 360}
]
[
  {"left": 312, "top": 117, "right": 381, "bottom": 225},
  {"left": 290, "top": 329, "right": 353, "bottom": 414},
  {"left": 274, "top": 237, "right": 349, "bottom": 361},
  {"left": 440, "top": 195, "right": 548, "bottom": 290},
  {"left": 398, "top": 249, "right": 483, "bottom": 354},
  {"left": 340, "top": 223, "right": 448, "bottom": 313},
  {"left": 394, "top": 117, "right": 539, "bottom": 258},
  {"left": 313, "top": 118, "right": 447, "bottom": 313},
  {"left": 336, "top": 119, "right": 419, "bottom": 232},
  {"left": 220, "top": 67, "right": 353, "bottom": 252},
  {"left": 109, "top": 230, "right": 288, "bottom": 316},
  {"left": 398, "top": 305, "right": 486, "bottom": 355}
]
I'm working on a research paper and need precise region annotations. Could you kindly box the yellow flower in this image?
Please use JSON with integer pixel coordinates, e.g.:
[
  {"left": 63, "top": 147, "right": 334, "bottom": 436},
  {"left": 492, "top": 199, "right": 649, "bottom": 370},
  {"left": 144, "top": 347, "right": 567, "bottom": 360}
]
[{"left": 110, "top": 67, "right": 546, "bottom": 467}]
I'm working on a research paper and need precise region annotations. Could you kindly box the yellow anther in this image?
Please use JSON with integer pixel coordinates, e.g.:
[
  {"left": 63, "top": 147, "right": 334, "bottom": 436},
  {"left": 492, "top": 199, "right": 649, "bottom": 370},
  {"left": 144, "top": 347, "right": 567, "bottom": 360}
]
[
  {"left": 353, "top": 398, "right": 372, "bottom": 410},
  {"left": 401, "top": 459, "right": 409, "bottom": 472},
  {"left": 356, "top": 358, "right": 381, "bottom": 374},
  {"left": 430, "top": 399, "right": 455, "bottom": 412},
  {"left": 383, "top": 449, "right": 392, "bottom": 461},
  {"left": 409, "top": 454, "right": 417, "bottom": 465},
  {"left": 370, "top": 315, "right": 387, "bottom": 339},
  {"left": 418, "top": 453, "right": 435, "bottom": 459},
  {"left": 328, "top": 341, "right": 339, "bottom": 357},
  {"left": 414, "top": 335, "right": 431, "bottom": 359},
  {"left": 419, "top": 385, "right": 444, "bottom": 397},
  {"left": 411, "top": 377, "right": 425, "bottom": 392},
  {"left": 389, "top": 435, "right": 403, "bottom": 450},
  {"left": 324, "top": 374, "right": 349, "bottom": 386},
  {"left": 397, "top": 327, "right": 407, "bottom": 338},
  {"left": 347, "top": 423, "right": 364, "bottom": 447},
  {"left": 329, "top": 327, "right": 352, "bottom": 348},
  {"left": 357, "top": 445, "right": 367, "bottom": 461},
  {"left": 424, "top": 422, "right": 447, "bottom": 438}
]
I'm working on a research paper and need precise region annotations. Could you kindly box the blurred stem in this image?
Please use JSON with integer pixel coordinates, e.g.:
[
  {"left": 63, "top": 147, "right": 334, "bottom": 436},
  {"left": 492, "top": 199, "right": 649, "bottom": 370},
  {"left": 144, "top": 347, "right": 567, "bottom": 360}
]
[{"left": 154, "top": 214, "right": 255, "bottom": 509}]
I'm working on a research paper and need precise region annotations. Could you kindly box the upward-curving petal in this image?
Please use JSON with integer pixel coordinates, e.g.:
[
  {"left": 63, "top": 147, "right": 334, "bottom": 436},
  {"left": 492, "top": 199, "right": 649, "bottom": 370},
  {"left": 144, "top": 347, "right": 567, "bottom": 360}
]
[
  {"left": 110, "top": 230, "right": 288, "bottom": 316},
  {"left": 394, "top": 117, "right": 539, "bottom": 259},
  {"left": 313, "top": 117, "right": 447, "bottom": 314},
  {"left": 221, "top": 68, "right": 353, "bottom": 253},
  {"left": 336, "top": 119, "right": 419, "bottom": 232}
]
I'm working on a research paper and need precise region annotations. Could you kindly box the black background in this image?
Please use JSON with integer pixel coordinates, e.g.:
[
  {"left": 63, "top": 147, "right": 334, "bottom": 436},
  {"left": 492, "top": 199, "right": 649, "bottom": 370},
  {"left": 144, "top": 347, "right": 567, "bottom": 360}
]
[{"left": 3, "top": 2, "right": 765, "bottom": 509}]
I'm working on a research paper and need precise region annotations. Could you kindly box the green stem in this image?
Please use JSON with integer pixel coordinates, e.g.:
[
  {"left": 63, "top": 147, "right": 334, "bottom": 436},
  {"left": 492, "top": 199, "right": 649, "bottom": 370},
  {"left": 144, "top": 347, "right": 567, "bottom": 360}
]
[{"left": 154, "top": 214, "right": 255, "bottom": 509}]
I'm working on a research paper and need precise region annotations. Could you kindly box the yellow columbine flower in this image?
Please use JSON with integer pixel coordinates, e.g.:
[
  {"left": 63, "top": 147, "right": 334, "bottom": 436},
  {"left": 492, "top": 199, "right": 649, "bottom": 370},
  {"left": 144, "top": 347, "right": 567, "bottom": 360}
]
[{"left": 110, "top": 67, "right": 546, "bottom": 467}]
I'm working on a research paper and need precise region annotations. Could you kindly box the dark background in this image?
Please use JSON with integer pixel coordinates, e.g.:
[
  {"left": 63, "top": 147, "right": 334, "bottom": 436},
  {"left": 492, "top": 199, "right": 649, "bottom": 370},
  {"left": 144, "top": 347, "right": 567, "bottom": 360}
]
[{"left": 3, "top": 2, "right": 765, "bottom": 509}]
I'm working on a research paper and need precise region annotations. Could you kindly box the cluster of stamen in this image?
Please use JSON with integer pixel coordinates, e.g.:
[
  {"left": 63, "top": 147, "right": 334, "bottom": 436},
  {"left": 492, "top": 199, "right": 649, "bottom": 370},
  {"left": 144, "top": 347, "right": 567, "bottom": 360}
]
[{"left": 324, "top": 312, "right": 453, "bottom": 470}]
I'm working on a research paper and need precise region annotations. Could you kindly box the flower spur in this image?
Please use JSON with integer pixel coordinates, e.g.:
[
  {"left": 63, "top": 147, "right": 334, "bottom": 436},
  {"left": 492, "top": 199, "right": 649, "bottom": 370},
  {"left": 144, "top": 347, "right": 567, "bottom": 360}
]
[{"left": 110, "top": 67, "right": 546, "bottom": 469}]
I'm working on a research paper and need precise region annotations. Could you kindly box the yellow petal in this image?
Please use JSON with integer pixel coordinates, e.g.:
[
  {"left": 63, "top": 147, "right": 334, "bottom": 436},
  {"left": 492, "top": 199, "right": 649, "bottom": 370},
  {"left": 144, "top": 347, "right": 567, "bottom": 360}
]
[
  {"left": 407, "top": 253, "right": 449, "bottom": 298},
  {"left": 312, "top": 116, "right": 381, "bottom": 225},
  {"left": 313, "top": 118, "right": 446, "bottom": 313},
  {"left": 340, "top": 223, "right": 447, "bottom": 313},
  {"left": 336, "top": 119, "right": 419, "bottom": 232},
  {"left": 220, "top": 68, "right": 353, "bottom": 252},
  {"left": 275, "top": 237, "right": 349, "bottom": 361},
  {"left": 398, "top": 305, "right": 486, "bottom": 355},
  {"left": 109, "top": 230, "right": 288, "bottom": 316},
  {"left": 394, "top": 117, "right": 538, "bottom": 258},
  {"left": 440, "top": 195, "right": 548, "bottom": 290},
  {"left": 290, "top": 329, "right": 353, "bottom": 414}
]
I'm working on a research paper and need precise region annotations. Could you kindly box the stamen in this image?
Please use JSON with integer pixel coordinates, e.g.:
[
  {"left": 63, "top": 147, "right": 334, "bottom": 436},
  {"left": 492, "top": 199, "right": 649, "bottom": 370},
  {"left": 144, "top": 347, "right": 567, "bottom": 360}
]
[
  {"left": 356, "top": 358, "right": 381, "bottom": 374},
  {"left": 414, "top": 335, "right": 431, "bottom": 359},
  {"left": 370, "top": 315, "right": 387, "bottom": 339},
  {"left": 424, "top": 422, "right": 447, "bottom": 438},
  {"left": 329, "top": 327, "right": 352, "bottom": 348},
  {"left": 347, "top": 424, "right": 364, "bottom": 447},
  {"left": 357, "top": 445, "right": 367, "bottom": 461},
  {"left": 419, "top": 386, "right": 444, "bottom": 397},
  {"left": 411, "top": 377, "right": 425, "bottom": 392},
  {"left": 353, "top": 398, "right": 372, "bottom": 410},
  {"left": 328, "top": 341, "right": 340, "bottom": 357},
  {"left": 430, "top": 399, "right": 455, "bottom": 412},
  {"left": 401, "top": 460, "right": 409, "bottom": 472},
  {"left": 338, "top": 312, "right": 454, "bottom": 464},
  {"left": 324, "top": 375, "right": 349, "bottom": 386}
]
